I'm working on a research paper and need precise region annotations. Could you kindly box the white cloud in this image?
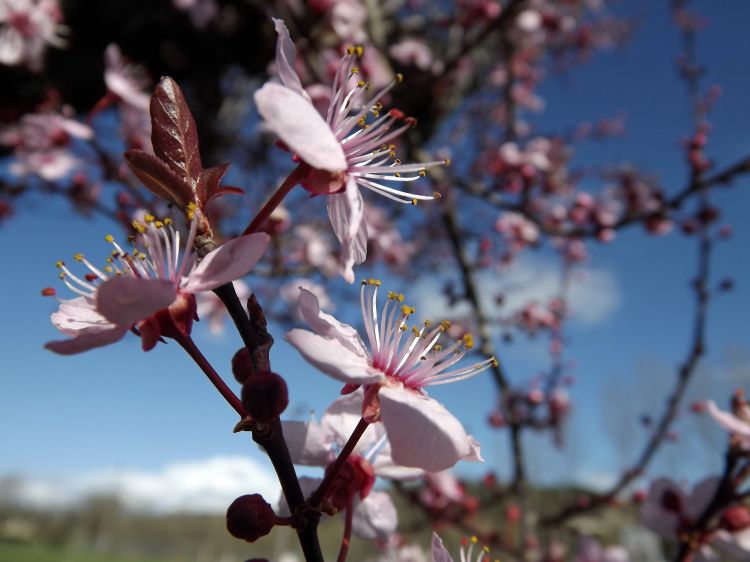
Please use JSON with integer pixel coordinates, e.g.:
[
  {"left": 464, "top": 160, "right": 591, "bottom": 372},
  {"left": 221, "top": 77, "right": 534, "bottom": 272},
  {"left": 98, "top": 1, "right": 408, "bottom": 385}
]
[
  {"left": 6, "top": 456, "right": 280, "bottom": 515},
  {"left": 414, "top": 255, "right": 620, "bottom": 328}
]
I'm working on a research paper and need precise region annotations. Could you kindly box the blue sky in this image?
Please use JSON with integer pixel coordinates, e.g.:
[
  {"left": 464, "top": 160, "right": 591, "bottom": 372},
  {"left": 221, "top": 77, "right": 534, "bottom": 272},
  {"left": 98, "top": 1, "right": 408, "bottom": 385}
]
[{"left": 1, "top": 1, "right": 750, "bottom": 510}]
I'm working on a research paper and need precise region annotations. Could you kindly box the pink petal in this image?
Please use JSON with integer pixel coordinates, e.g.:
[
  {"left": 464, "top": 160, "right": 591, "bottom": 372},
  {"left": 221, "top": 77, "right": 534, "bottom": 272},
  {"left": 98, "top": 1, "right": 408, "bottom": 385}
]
[
  {"left": 378, "top": 385, "right": 478, "bottom": 472},
  {"left": 95, "top": 277, "right": 176, "bottom": 326},
  {"left": 272, "top": 18, "right": 310, "bottom": 102},
  {"left": 298, "top": 287, "right": 366, "bottom": 355},
  {"left": 321, "top": 391, "right": 370, "bottom": 450},
  {"left": 182, "top": 233, "right": 269, "bottom": 292},
  {"left": 640, "top": 478, "right": 683, "bottom": 538},
  {"left": 254, "top": 82, "right": 347, "bottom": 172},
  {"left": 706, "top": 400, "right": 750, "bottom": 443},
  {"left": 327, "top": 180, "right": 367, "bottom": 283},
  {"left": 281, "top": 420, "right": 334, "bottom": 466},
  {"left": 51, "top": 297, "right": 111, "bottom": 336},
  {"left": 45, "top": 324, "right": 129, "bottom": 355},
  {"left": 351, "top": 490, "right": 397, "bottom": 541},
  {"left": 431, "top": 533, "right": 455, "bottom": 562},
  {"left": 687, "top": 476, "right": 720, "bottom": 520},
  {"left": 285, "top": 328, "right": 382, "bottom": 385}
]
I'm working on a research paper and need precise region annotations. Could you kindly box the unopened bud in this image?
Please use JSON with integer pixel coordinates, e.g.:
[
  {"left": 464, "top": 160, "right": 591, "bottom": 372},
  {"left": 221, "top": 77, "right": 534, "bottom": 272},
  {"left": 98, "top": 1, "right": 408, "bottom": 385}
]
[
  {"left": 232, "top": 348, "right": 255, "bottom": 384},
  {"left": 226, "top": 494, "right": 275, "bottom": 542},
  {"left": 721, "top": 506, "right": 750, "bottom": 532},
  {"left": 241, "top": 372, "right": 288, "bottom": 422}
]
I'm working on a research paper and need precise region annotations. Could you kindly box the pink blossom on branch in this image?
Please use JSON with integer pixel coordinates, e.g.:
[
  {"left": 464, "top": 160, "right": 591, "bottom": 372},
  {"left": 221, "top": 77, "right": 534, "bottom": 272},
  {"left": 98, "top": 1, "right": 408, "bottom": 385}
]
[
  {"left": 286, "top": 282, "right": 495, "bottom": 472},
  {"left": 254, "top": 19, "right": 444, "bottom": 282},
  {"left": 282, "top": 391, "right": 423, "bottom": 540},
  {"left": 45, "top": 211, "right": 269, "bottom": 354},
  {"left": 0, "top": 0, "right": 66, "bottom": 72}
]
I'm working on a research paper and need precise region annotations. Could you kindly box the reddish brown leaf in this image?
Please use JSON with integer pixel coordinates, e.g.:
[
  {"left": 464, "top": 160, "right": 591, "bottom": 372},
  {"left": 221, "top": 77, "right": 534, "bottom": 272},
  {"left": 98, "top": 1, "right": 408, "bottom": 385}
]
[
  {"left": 150, "top": 77, "right": 203, "bottom": 189},
  {"left": 124, "top": 149, "right": 192, "bottom": 208},
  {"left": 197, "top": 163, "right": 245, "bottom": 204}
]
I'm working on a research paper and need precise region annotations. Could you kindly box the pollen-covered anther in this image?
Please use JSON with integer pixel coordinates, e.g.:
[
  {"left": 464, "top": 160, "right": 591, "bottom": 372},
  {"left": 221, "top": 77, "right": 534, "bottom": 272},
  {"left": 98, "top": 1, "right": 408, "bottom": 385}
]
[
  {"left": 462, "top": 333, "right": 475, "bottom": 349},
  {"left": 443, "top": 158, "right": 452, "bottom": 166},
  {"left": 433, "top": 191, "right": 442, "bottom": 199},
  {"left": 439, "top": 320, "right": 451, "bottom": 331},
  {"left": 401, "top": 305, "right": 415, "bottom": 316},
  {"left": 73, "top": 253, "right": 84, "bottom": 262},
  {"left": 104, "top": 234, "right": 114, "bottom": 243},
  {"left": 411, "top": 198, "right": 417, "bottom": 205},
  {"left": 490, "top": 356, "right": 499, "bottom": 368},
  {"left": 144, "top": 213, "right": 155, "bottom": 223},
  {"left": 367, "top": 278, "right": 381, "bottom": 286},
  {"left": 131, "top": 220, "right": 145, "bottom": 234},
  {"left": 55, "top": 260, "right": 64, "bottom": 269},
  {"left": 395, "top": 72, "right": 404, "bottom": 83}
]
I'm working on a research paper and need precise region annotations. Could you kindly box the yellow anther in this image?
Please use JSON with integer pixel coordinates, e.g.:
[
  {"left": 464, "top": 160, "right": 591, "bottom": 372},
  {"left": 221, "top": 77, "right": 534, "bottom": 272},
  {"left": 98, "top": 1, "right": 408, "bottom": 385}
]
[
  {"left": 380, "top": 144, "right": 388, "bottom": 150},
  {"left": 55, "top": 260, "right": 64, "bottom": 268},
  {"left": 394, "top": 158, "right": 401, "bottom": 165},
  {"left": 58, "top": 272, "right": 65, "bottom": 279},
  {"left": 411, "top": 198, "right": 418, "bottom": 206},
  {"left": 463, "top": 333, "right": 475, "bottom": 349},
  {"left": 412, "top": 326, "right": 420, "bottom": 336},
  {"left": 491, "top": 357, "right": 499, "bottom": 367},
  {"left": 186, "top": 202, "right": 196, "bottom": 211},
  {"left": 138, "top": 254, "right": 146, "bottom": 260},
  {"left": 483, "top": 546, "right": 490, "bottom": 553},
  {"left": 73, "top": 253, "right": 84, "bottom": 262},
  {"left": 154, "top": 220, "right": 164, "bottom": 228},
  {"left": 374, "top": 102, "right": 383, "bottom": 110},
  {"left": 401, "top": 305, "right": 415, "bottom": 316},
  {"left": 397, "top": 293, "right": 404, "bottom": 302},
  {"left": 111, "top": 250, "right": 119, "bottom": 257},
  {"left": 104, "top": 234, "right": 114, "bottom": 243},
  {"left": 395, "top": 72, "right": 404, "bottom": 83},
  {"left": 105, "top": 257, "right": 113, "bottom": 263},
  {"left": 443, "top": 158, "right": 452, "bottom": 166},
  {"left": 357, "top": 80, "right": 366, "bottom": 88},
  {"left": 354, "top": 45, "right": 364, "bottom": 57},
  {"left": 361, "top": 279, "right": 368, "bottom": 286},
  {"left": 433, "top": 344, "right": 442, "bottom": 352},
  {"left": 440, "top": 320, "right": 451, "bottom": 331},
  {"left": 347, "top": 46, "right": 355, "bottom": 55},
  {"left": 104, "top": 266, "right": 113, "bottom": 273},
  {"left": 471, "top": 536, "right": 478, "bottom": 544},
  {"left": 433, "top": 191, "right": 442, "bottom": 199},
  {"left": 368, "top": 278, "right": 381, "bottom": 286},
  {"left": 400, "top": 324, "right": 408, "bottom": 332},
  {"left": 163, "top": 217, "right": 172, "bottom": 225},
  {"left": 424, "top": 319, "right": 432, "bottom": 327},
  {"left": 351, "top": 66, "right": 360, "bottom": 75},
  {"left": 388, "top": 291, "right": 398, "bottom": 300},
  {"left": 131, "top": 220, "right": 146, "bottom": 234},
  {"left": 144, "top": 213, "right": 155, "bottom": 223},
  {"left": 418, "top": 169, "right": 427, "bottom": 177}
]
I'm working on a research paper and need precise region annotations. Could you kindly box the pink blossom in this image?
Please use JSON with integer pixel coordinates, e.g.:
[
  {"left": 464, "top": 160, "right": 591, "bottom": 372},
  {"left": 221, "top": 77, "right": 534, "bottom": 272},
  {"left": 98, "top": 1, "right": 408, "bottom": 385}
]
[
  {"left": 330, "top": 0, "right": 367, "bottom": 43},
  {"left": 255, "top": 19, "right": 443, "bottom": 282},
  {"left": 575, "top": 536, "right": 629, "bottom": 562},
  {"left": 641, "top": 476, "right": 750, "bottom": 561},
  {"left": 172, "top": 0, "right": 218, "bottom": 28},
  {"left": 1, "top": 106, "right": 93, "bottom": 181},
  {"left": 286, "top": 281, "right": 493, "bottom": 472},
  {"left": 706, "top": 400, "right": 750, "bottom": 451},
  {"left": 280, "top": 278, "right": 334, "bottom": 319},
  {"left": 282, "top": 391, "right": 422, "bottom": 540},
  {"left": 431, "top": 533, "right": 492, "bottom": 562},
  {"left": 0, "top": 0, "right": 66, "bottom": 72},
  {"left": 389, "top": 38, "right": 436, "bottom": 72},
  {"left": 45, "top": 213, "right": 269, "bottom": 354},
  {"left": 419, "top": 470, "right": 466, "bottom": 510}
]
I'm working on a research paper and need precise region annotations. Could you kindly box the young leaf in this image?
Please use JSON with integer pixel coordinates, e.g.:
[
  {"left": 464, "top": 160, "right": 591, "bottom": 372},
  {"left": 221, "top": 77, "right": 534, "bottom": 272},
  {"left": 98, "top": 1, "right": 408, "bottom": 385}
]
[
  {"left": 124, "top": 149, "right": 192, "bottom": 208},
  {"left": 150, "top": 77, "right": 203, "bottom": 189},
  {"left": 197, "top": 163, "right": 245, "bottom": 204}
]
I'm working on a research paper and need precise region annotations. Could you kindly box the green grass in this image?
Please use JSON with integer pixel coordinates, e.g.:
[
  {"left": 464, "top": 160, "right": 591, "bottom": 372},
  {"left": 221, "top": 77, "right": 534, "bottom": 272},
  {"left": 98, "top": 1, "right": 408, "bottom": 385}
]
[{"left": 0, "top": 541, "right": 176, "bottom": 562}]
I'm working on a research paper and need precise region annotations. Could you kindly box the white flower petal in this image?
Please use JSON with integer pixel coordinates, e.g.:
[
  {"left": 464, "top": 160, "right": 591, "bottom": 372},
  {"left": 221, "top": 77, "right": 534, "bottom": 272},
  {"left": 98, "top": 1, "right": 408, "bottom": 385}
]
[
  {"left": 285, "top": 329, "right": 382, "bottom": 385},
  {"left": 351, "top": 490, "right": 397, "bottom": 541},
  {"left": 255, "top": 83, "right": 346, "bottom": 172},
  {"left": 45, "top": 324, "right": 129, "bottom": 355},
  {"left": 298, "top": 287, "right": 367, "bottom": 355},
  {"left": 95, "top": 277, "right": 176, "bottom": 326},
  {"left": 431, "top": 532, "right": 455, "bottom": 562},
  {"left": 327, "top": 180, "right": 367, "bottom": 283},
  {"left": 378, "top": 385, "right": 477, "bottom": 472},
  {"left": 281, "top": 420, "right": 334, "bottom": 466},
  {"left": 182, "top": 233, "right": 269, "bottom": 293},
  {"left": 272, "top": 18, "right": 310, "bottom": 102}
]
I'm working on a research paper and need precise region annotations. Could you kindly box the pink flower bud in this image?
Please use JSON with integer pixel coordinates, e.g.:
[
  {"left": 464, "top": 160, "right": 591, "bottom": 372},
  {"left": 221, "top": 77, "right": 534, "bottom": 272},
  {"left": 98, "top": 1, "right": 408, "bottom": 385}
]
[{"left": 721, "top": 506, "right": 750, "bottom": 532}]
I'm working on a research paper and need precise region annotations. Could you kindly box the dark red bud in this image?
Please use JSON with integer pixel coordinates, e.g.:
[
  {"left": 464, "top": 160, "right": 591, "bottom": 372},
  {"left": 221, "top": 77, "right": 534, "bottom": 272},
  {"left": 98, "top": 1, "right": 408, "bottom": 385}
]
[
  {"left": 232, "top": 348, "right": 255, "bottom": 384},
  {"left": 241, "top": 372, "right": 288, "bottom": 422},
  {"left": 721, "top": 506, "right": 750, "bottom": 531},
  {"left": 226, "top": 494, "right": 275, "bottom": 542}
]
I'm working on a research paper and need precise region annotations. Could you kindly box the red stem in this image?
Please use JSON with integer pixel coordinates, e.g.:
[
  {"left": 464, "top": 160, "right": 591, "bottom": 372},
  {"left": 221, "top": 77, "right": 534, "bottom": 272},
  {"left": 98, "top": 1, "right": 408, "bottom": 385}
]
[
  {"left": 242, "top": 163, "right": 308, "bottom": 235},
  {"left": 336, "top": 496, "right": 354, "bottom": 562},
  {"left": 310, "top": 418, "right": 369, "bottom": 506},
  {"left": 175, "top": 334, "right": 246, "bottom": 418}
]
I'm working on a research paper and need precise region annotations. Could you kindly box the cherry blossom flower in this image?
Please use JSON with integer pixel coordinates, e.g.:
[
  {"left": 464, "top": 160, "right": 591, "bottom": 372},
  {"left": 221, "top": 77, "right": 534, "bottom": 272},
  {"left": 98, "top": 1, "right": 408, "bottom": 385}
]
[
  {"left": 431, "top": 533, "right": 493, "bottom": 562},
  {"left": 282, "top": 391, "right": 422, "bottom": 540},
  {"left": 1, "top": 105, "right": 93, "bottom": 181},
  {"left": 706, "top": 399, "right": 750, "bottom": 451},
  {"left": 45, "top": 211, "right": 269, "bottom": 354},
  {"left": 641, "top": 476, "right": 750, "bottom": 561},
  {"left": 172, "top": 0, "right": 218, "bottom": 29},
  {"left": 255, "top": 19, "right": 444, "bottom": 282},
  {"left": 0, "top": 0, "right": 66, "bottom": 72},
  {"left": 574, "top": 536, "right": 629, "bottom": 562},
  {"left": 286, "top": 281, "right": 495, "bottom": 472}
]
